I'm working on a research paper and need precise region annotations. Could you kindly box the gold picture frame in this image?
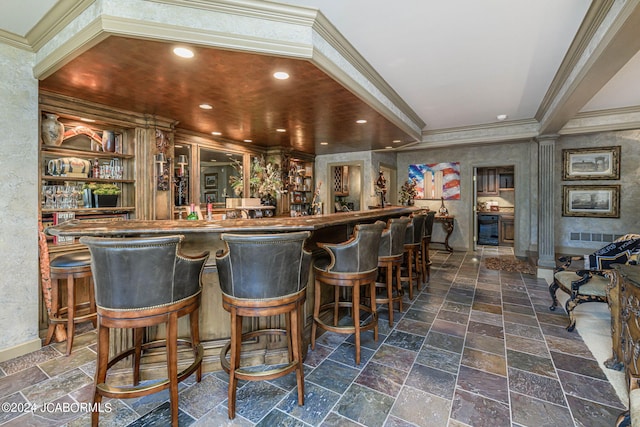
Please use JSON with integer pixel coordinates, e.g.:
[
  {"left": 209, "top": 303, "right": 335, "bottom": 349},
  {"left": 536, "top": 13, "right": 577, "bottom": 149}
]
[
  {"left": 562, "top": 185, "right": 620, "bottom": 218},
  {"left": 562, "top": 146, "right": 620, "bottom": 180}
]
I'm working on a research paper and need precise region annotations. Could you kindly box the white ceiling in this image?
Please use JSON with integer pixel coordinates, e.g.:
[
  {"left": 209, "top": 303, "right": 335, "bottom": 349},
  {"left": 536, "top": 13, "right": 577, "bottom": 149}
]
[{"left": 2, "top": 0, "right": 640, "bottom": 134}]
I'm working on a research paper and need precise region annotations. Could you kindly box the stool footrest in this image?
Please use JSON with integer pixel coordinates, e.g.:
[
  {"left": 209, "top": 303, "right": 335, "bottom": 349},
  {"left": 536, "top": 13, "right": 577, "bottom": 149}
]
[
  {"left": 97, "top": 340, "right": 203, "bottom": 399},
  {"left": 314, "top": 302, "right": 378, "bottom": 335},
  {"left": 220, "top": 329, "right": 299, "bottom": 381}
]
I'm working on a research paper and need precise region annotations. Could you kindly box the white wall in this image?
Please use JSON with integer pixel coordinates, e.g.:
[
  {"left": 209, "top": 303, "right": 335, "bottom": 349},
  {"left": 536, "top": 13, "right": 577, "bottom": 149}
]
[{"left": 0, "top": 42, "right": 41, "bottom": 360}]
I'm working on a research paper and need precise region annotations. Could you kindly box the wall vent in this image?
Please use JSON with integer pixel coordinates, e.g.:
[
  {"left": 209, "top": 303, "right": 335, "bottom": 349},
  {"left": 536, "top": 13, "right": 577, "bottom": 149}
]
[{"left": 569, "top": 233, "right": 623, "bottom": 243}]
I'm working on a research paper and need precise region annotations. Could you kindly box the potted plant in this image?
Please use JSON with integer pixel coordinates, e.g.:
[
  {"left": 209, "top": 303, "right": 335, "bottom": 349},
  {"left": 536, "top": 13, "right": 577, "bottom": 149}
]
[
  {"left": 84, "top": 183, "right": 121, "bottom": 208},
  {"left": 399, "top": 178, "right": 418, "bottom": 205}
]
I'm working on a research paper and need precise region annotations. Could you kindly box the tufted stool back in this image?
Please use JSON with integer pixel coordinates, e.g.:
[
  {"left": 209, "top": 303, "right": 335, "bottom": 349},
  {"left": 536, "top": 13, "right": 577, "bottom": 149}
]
[
  {"left": 317, "top": 222, "right": 385, "bottom": 274},
  {"left": 215, "top": 231, "right": 312, "bottom": 419},
  {"left": 81, "top": 235, "right": 204, "bottom": 310},
  {"left": 405, "top": 212, "right": 427, "bottom": 245},
  {"left": 379, "top": 217, "right": 411, "bottom": 258},
  {"left": 216, "top": 231, "right": 312, "bottom": 300}
]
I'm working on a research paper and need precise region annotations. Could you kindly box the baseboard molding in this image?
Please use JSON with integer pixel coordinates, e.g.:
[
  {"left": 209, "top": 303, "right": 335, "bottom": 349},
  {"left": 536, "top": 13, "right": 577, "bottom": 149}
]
[{"left": 0, "top": 338, "right": 41, "bottom": 363}]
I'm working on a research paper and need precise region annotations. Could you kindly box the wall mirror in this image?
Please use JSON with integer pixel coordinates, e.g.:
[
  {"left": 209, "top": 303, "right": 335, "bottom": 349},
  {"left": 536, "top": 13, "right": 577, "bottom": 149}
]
[{"left": 199, "top": 147, "right": 242, "bottom": 208}]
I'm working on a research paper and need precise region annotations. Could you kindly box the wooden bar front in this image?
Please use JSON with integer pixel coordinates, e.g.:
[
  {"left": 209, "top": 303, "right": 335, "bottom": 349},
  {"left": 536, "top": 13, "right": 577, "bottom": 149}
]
[{"left": 47, "top": 207, "right": 420, "bottom": 373}]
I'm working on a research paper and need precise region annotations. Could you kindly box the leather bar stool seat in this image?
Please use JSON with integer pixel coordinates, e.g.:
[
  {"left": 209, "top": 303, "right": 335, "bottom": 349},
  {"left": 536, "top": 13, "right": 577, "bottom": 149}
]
[
  {"left": 312, "top": 222, "right": 385, "bottom": 365},
  {"left": 216, "top": 232, "right": 312, "bottom": 420},
  {"left": 40, "top": 234, "right": 97, "bottom": 356},
  {"left": 401, "top": 212, "right": 427, "bottom": 300},
  {"left": 80, "top": 235, "right": 209, "bottom": 427},
  {"left": 374, "top": 217, "right": 410, "bottom": 326}
]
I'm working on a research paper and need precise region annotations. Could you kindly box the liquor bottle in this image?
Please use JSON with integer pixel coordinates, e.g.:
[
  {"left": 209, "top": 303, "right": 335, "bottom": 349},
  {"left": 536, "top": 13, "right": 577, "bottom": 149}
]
[{"left": 186, "top": 203, "right": 198, "bottom": 220}]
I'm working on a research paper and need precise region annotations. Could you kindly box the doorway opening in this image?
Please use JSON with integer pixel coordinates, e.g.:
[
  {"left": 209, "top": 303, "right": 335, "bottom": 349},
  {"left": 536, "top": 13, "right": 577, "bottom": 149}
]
[
  {"left": 329, "top": 162, "right": 363, "bottom": 212},
  {"left": 473, "top": 165, "right": 515, "bottom": 250}
]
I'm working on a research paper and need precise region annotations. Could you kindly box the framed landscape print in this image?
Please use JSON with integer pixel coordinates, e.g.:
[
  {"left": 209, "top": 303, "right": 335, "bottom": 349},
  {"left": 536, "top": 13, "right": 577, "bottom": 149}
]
[
  {"left": 204, "top": 173, "right": 218, "bottom": 189},
  {"left": 562, "top": 146, "right": 620, "bottom": 180},
  {"left": 562, "top": 185, "right": 620, "bottom": 218}
]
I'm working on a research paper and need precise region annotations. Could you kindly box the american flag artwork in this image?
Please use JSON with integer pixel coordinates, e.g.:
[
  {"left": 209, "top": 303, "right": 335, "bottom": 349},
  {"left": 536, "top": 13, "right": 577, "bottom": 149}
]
[{"left": 408, "top": 163, "right": 461, "bottom": 200}]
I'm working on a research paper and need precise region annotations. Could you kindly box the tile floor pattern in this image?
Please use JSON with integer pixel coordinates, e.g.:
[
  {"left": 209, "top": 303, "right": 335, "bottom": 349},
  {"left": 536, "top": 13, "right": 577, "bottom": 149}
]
[{"left": 0, "top": 246, "right": 627, "bottom": 426}]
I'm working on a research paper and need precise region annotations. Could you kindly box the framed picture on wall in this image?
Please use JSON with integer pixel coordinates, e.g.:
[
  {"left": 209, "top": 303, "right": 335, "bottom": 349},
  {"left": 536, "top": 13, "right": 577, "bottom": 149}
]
[
  {"left": 204, "top": 191, "right": 218, "bottom": 203},
  {"left": 562, "top": 146, "right": 620, "bottom": 180},
  {"left": 204, "top": 173, "right": 218, "bottom": 189},
  {"left": 562, "top": 185, "right": 620, "bottom": 218}
]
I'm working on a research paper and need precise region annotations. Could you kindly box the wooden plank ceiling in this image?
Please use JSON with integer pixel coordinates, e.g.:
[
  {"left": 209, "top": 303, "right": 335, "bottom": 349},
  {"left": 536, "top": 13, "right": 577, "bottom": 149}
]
[{"left": 39, "top": 36, "right": 416, "bottom": 155}]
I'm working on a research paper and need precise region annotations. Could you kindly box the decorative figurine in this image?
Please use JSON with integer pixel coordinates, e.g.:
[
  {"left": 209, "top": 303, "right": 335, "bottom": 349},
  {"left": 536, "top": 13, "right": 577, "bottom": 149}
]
[{"left": 376, "top": 171, "right": 387, "bottom": 207}]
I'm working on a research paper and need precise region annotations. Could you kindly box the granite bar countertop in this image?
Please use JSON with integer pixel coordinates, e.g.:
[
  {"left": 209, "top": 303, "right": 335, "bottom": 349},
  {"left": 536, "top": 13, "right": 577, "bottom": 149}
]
[{"left": 46, "top": 206, "right": 421, "bottom": 237}]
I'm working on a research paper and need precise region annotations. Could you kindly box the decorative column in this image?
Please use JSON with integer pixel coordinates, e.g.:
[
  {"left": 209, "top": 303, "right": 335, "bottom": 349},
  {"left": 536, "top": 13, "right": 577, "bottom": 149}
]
[{"left": 537, "top": 135, "right": 557, "bottom": 269}]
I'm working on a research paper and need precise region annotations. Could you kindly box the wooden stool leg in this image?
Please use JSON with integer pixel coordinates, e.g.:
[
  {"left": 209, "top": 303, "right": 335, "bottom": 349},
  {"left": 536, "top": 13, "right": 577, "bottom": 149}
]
[
  {"left": 386, "top": 263, "right": 394, "bottom": 326},
  {"left": 167, "top": 313, "right": 179, "bottom": 427},
  {"left": 92, "top": 323, "right": 109, "bottom": 427},
  {"left": 190, "top": 309, "right": 202, "bottom": 382},
  {"left": 311, "top": 279, "right": 320, "bottom": 350},
  {"left": 44, "top": 278, "right": 60, "bottom": 346},
  {"left": 291, "top": 303, "right": 304, "bottom": 406},
  {"left": 228, "top": 308, "right": 241, "bottom": 419},
  {"left": 333, "top": 285, "right": 340, "bottom": 326},
  {"left": 371, "top": 280, "right": 378, "bottom": 343},
  {"left": 395, "top": 262, "right": 403, "bottom": 313},
  {"left": 89, "top": 277, "right": 97, "bottom": 328},
  {"left": 133, "top": 327, "right": 144, "bottom": 385},
  {"left": 353, "top": 282, "right": 361, "bottom": 365},
  {"left": 407, "top": 250, "right": 414, "bottom": 300},
  {"left": 65, "top": 273, "right": 75, "bottom": 356}
]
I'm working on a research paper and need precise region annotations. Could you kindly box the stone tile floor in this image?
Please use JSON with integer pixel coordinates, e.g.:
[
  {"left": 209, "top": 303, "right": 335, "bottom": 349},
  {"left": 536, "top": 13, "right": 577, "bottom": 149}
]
[{"left": 0, "top": 246, "right": 626, "bottom": 426}]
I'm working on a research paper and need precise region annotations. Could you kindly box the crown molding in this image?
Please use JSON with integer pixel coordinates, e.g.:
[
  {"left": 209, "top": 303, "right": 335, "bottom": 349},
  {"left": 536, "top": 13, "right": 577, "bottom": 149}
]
[
  {"left": 536, "top": 0, "right": 615, "bottom": 121},
  {"left": 559, "top": 105, "right": 640, "bottom": 134},
  {"left": 33, "top": 0, "right": 424, "bottom": 144},
  {"left": 0, "top": 29, "right": 31, "bottom": 51},
  {"left": 311, "top": 12, "right": 425, "bottom": 130},
  {"left": 28, "top": 0, "right": 95, "bottom": 52},
  {"left": 406, "top": 119, "right": 539, "bottom": 149}
]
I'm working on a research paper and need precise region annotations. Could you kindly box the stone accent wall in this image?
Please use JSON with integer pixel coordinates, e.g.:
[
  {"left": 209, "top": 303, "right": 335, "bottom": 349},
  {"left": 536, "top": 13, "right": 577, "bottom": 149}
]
[{"left": 0, "top": 43, "right": 40, "bottom": 359}]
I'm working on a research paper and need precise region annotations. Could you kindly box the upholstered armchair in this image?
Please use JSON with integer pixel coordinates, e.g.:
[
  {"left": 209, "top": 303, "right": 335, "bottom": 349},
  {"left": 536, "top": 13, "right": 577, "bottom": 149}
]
[{"left": 549, "top": 234, "right": 640, "bottom": 334}]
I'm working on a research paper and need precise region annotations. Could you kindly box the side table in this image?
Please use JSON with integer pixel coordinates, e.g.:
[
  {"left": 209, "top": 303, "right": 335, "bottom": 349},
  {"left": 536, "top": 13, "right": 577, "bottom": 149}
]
[{"left": 433, "top": 215, "right": 454, "bottom": 252}]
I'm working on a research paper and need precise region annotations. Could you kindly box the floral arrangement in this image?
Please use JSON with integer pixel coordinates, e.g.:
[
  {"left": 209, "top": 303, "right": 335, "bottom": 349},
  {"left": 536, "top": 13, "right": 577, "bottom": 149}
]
[
  {"left": 229, "top": 156, "right": 283, "bottom": 197},
  {"left": 399, "top": 178, "right": 417, "bottom": 204}
]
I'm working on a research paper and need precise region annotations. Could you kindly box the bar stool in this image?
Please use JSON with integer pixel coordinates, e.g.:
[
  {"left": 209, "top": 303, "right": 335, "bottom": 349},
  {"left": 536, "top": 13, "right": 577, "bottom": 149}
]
[
  {"left": 421, "top": 211, "right": 436, "bottom": 283},
  {"left": 374, "top": 217, "right": 410, "bottom": 326},
  {"left": 80, "top": 235, "right": 209, "bottom": 427},
  {"left": 216, "top": 232, "right": 312, "bottom": 420},
  {"left": 312, "top": 222, "right": 385, "bottom": 365},
  {"left": 401, "top": 212, "right": 427, "bottom": 300},
  {"left": 38, "top": 226, "right": 96, "bottom": 356}
]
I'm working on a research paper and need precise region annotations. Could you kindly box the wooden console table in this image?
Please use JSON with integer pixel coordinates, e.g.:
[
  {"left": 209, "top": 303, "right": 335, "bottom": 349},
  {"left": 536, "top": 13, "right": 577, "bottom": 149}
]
[{"left": 433, "top": 214, "right": 454, "bottom": 252}]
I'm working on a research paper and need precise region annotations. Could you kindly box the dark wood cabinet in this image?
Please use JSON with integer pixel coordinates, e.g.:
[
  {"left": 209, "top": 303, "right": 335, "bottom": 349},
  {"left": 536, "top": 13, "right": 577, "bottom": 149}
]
[
  {"left": 477, "top": 167, "right": 498, "bottom": 195},
  {"left": 499, "top": 215, "right": 514, "bottom": 244}
]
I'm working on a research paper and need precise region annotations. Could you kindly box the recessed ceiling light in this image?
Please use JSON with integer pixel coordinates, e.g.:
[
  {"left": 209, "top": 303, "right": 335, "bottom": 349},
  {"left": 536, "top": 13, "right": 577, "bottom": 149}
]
[
  {"left": 496, "top": 114, "right": 508, "bottom": 121},
  {"left": 173, "top": 47, "right": 194, "bottom": 58},
  {"left": 276, "top": 128, "right": 286, "bottom": 132},
  {"left": 80, "top": 117, "right": 95, "bottom": 123},
  {"left": 320, "top": 141, "right": 328, "bottom": 145},
  {"left": 244, "top": 139, "right": 252, "bottom": 143},
  {"left": 273, "top": 71, "right": 289, "bottom": 80},
  {"left": 385, "top": 146, "right": 393, "bottom": 149},
  {"left": 356, "top": 119, "right": 367, "bottom": 124},
  {"left": 211, "top": 131, "right": 222, "bottom": 136},
  {"left": 199, "top": 104, "right": 213, "bottom": 110},
  {"left": 392, "top": 139, "right": 401, "bottom": 143},
  {"left": 225, "top": 153, "right": 233, "bottom": 156}
]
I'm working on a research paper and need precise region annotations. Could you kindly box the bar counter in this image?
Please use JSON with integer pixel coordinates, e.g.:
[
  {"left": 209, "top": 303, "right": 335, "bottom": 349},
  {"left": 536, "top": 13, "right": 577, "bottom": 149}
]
[
  {"left": 46, "top": 206, "right": 418, "bottom": 237},
  {"left": 47, "top": 206, "right": 420, "bottom": 373}
]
